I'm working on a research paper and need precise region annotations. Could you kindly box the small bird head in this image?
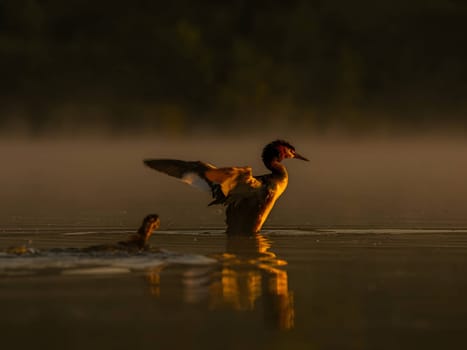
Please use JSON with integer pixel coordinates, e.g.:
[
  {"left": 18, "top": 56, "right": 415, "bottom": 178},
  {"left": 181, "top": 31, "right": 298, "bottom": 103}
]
[
  {"left": 262, "top": 140, "right": 309, "bottom": 164},
  {"left": 138, "top": 214, "right": 161, "bottom": 242}
]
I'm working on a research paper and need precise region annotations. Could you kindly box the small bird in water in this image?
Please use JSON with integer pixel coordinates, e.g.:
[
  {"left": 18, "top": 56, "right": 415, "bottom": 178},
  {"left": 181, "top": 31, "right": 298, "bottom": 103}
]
[
  {"left": 5, "top": 214, "right": 161, "bottom": 255},
  {"left": 144, "top": 140, "right": 309, "bottom": 234},
  {"left": 83, "top": 214, "right": 161, "bottom": 252},
  {"left": 117, "top": 214, "right": 161, "bottom": 250}
]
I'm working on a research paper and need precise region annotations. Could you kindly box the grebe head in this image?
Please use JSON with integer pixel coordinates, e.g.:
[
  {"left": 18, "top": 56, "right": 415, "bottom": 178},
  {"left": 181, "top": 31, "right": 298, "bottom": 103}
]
[
  {"left": 262, "top": 140, "right": 309, "bottom": 164},
  {"left": 138, "top": 214, "right": 161, "bottom": 241}
]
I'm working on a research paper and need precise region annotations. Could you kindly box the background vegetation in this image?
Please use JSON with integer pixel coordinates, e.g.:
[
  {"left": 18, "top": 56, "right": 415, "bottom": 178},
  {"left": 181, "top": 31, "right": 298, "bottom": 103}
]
[{"left": 1, "top": 0, "right": 466, "bottom": 134}]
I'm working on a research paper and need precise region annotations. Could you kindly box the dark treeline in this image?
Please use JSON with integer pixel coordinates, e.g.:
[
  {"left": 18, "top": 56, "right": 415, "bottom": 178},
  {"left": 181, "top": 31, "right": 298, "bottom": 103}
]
[{"left": 1, "top": 0, "right": 467, "bottom": 134}]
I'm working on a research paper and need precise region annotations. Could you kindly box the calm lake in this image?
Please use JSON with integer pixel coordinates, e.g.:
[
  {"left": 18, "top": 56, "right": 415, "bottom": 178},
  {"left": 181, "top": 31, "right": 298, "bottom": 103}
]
[{"left": 1, "top": 227, "right": 467, "bottom": 350}]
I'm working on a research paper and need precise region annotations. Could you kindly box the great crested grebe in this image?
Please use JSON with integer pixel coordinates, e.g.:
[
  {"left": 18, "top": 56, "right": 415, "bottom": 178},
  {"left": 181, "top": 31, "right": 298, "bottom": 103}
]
[{"left": 143, "top": 140, "right": 308, "bottom": 234}]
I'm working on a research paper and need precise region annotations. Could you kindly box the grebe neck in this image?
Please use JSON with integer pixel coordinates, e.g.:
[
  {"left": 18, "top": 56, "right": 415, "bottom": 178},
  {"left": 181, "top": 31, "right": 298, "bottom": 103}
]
[{"left": 265, "top": 159, "right": 288, "bottom": 178}]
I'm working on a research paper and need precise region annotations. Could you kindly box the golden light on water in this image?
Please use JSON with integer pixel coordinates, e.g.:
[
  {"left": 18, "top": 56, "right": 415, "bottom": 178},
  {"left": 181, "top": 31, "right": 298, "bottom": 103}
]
[
  {"left": 143, "top": 235, "right": 295, "bottom": 330},
  {"left": 208, "top": 236, "right": 295, "bottom": 329},
  {"left": 146, "top": 266, "right": 163, "bottom": 297}
]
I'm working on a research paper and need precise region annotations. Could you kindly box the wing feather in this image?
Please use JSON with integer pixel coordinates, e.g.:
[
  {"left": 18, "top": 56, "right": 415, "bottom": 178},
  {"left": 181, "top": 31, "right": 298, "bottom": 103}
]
[
  {"left": 144, "top": 159, "right": 215, "bottom": 179},
  {"left": 144, "top": 159, "right": 216, "bottom": 193}
]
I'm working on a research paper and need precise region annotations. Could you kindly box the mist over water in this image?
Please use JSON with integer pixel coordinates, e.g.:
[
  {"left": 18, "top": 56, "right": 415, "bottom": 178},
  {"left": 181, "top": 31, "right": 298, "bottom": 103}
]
[{"left": 1, "top": 134, "right": 466, "bottom": 228}]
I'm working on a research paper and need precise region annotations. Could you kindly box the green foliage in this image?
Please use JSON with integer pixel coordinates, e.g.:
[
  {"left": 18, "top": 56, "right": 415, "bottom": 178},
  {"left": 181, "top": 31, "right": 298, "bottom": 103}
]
[{"left": 0, "top": 0, "right": 466, "bottom": 132}]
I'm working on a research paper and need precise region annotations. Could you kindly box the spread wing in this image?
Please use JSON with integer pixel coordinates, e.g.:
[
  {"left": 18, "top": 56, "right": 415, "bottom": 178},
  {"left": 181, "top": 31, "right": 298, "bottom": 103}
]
[
  {"left": 144, "top": 159, "right": 223, "bottom": 202},
  {"left": 143, "top": 159, "right": 212, "bottom": 189},
  {"left": 143, "top": 159, "right": 263, "bottom": 206}
]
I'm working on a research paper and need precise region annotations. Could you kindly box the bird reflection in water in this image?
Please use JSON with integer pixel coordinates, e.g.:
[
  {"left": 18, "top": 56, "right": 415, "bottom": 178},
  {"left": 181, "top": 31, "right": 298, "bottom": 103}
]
[
  {"left": 145, "top": 265, "right": 164, "bottom": 297},
  {"left": 144, "top": 234, "right": 295, "bottom": 330}
]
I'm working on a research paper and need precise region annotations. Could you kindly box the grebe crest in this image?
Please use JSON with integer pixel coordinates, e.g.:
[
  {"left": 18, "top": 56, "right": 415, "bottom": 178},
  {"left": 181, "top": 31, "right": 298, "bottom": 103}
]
[
  {"left": 262, "top": 140, "right": 294, "bottom": 163},
  {"left": 262, "top": 140, "right": 309, "bottom": 166}
]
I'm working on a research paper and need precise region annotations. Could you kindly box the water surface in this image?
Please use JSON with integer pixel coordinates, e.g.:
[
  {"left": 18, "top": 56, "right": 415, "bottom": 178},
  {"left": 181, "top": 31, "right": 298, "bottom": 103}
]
[
  {"left": 1, "top": 227, "right": 467, "bottom": 349},
  {"left": 2, "top": 136, "right": 467, "bottom": 348}
]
